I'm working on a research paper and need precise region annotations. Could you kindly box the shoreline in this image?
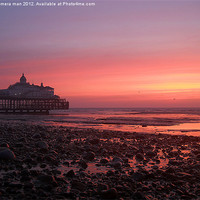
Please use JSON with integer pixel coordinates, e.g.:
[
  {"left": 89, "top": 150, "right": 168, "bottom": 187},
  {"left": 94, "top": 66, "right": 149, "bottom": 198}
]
[{"left": 0, "top": 122, "right": 200, "bottom": 199}]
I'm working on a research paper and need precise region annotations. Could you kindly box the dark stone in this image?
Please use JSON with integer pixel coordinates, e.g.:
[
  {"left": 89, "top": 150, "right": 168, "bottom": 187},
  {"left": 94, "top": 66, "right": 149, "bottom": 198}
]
[
  {"left": 145, "top": 151, "right": 157, "bottom": 158},
  {"left": 65, "top": 169, "right": 75, "bottom": 178},
  {"left": 63, "top": 161, "right": 69, "bottom": 166},
  {"left": 106, "top": 170, "right": 115, "bottom": 177},
  {"left": 0, "top": 143, "right": 9, "bottom": 148},
  {"left": 36, "top": 141, "right": 49, "bottom": 150},
  {"left": 23, "top": 182, "right": 34, "bottom": 189},
  {"left": 71, "top": 180, "right": 86, "bottom": 192},
  {"left": 196, "top": 154, "right": 200, "bottom": 160},
  {"left": 0, "top": 148, "right": 16, "bottom": 160},
  {"left": 89, "top": 138, "right": 100, "bottom": 145},
  {"left": 82, "top": 151, "right": 95, "bottom": 161},
  {"left": 101, "top": 188, "right": 118, "bottom": 199},
  {"left": 133, "top": 191, "right": 147, "bottom": 200},
  {"left": 24, "top": 156, "right": 33, "bottom": 163},
  {"left": 97, "top": 183, "right": 109, "bottom": 193},
  {"left": 79, "top": 160, "right": 88, "bottom": 169},
  {"left": 61, "top": 192, "right": 76, "bottom": 198},
  {"left": 135, "top": 153, "right": 144, "bottom": 161},
  {"left": 112, "top": 157, "right": 123, "bottom": 163},
  {"left": 37, "top": 174, "right": 57, "bottom": 186},
  {"left": 9, "top": 183, "right": 23, "bottom": 189},
  {"left": 15, "top": 143, "right": 23, "bottom": 148},
  {"left": 112, "top": 161, "right": 122, "bottom": 169},
  {"left": 56, "top": 136, "right": 64, "bottom": 142},
  {"left": 100, "top": 158, "right": 109, "bottom": 164},
  {"left": 40, "top": 163, "right": 47, "bottom": 168},
  {"left": 20, "top": 175, "right": 31, "bottom": 182},
  {"left": 132, "top": 172, "right": 144, "bottom": 181},
  {"left": 32, "top": 133, "right": 41, "bottom": 139}
]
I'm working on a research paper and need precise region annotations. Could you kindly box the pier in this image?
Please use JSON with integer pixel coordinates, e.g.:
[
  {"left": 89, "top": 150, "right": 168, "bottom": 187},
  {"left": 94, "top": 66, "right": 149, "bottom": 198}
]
[{"left": 0, "top": 97, "right": 69, "bottom": 114}]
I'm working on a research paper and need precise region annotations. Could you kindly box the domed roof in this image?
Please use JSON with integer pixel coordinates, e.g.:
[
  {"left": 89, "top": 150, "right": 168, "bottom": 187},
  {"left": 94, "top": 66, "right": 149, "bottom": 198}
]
[{"left": 20, "top": 73, "right": 27, "bottom": 84}]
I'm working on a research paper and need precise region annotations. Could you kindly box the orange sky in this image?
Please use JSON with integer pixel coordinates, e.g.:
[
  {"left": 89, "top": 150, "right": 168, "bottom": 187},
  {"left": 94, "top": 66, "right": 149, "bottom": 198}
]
[{"left": 1, "top": 1, "right": 200, "bottom": 107}]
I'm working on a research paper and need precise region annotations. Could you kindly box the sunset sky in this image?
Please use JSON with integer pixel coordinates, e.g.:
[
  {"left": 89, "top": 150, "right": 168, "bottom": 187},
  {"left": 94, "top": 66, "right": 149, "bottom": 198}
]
[{"left": 0, "top": 1, "right": 200, "bottom": 107}]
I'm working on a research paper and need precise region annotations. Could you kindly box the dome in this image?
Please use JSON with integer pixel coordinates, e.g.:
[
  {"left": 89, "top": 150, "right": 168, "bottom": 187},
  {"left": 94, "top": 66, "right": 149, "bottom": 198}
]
[{"left": 20, "top": 73, "right": 27, "bottom": 84}]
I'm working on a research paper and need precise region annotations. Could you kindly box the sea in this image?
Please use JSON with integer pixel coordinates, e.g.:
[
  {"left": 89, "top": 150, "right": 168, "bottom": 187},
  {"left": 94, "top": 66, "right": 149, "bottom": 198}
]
[{"left": 1, "top": 108, "right": 200, "bottom": 137}]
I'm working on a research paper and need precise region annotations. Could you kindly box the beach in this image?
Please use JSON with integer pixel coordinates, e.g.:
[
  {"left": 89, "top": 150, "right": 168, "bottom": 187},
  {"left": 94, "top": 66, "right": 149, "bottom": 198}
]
[{"left": 0, "top": 121, "right": 200, "bottom": 199}]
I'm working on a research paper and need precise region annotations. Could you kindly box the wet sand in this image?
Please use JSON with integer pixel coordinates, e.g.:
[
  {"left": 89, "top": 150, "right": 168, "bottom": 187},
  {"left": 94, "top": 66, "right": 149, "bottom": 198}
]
[{"left": 0, "top": 122, "right": 200, "bottom": 199}]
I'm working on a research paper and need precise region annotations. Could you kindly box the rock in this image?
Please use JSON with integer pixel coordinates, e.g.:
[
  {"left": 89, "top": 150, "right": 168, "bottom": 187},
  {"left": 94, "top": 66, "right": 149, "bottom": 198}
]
[
  {"left": 101, "top": 188, "right": 118, "bottom": 199},
  {"left": 63, "top": 161, "right": 69, "bottom": 166},
  {"left": 79, "top": 160, "right": 88, "bottom": 169},
  {"left": 56, "top": 136, "right": 64, "bottom": 142},
  {"left": 20, "top": 169, "right": 30, "bottom": 176},
  {"left": 141, "top": 124, "right": 147, "bottom": 127},
  {"left": 168, "top": 159, "right": 182, "bottom": 166},
  {"left": 0, "top": 143, "right": 9, "bottom": 148},
  {"left": 132, "top": 146, "right": 139, "bottom": 152},
  {"left": 176, "top": 172, "right": 193, "bottom": 180},
  {"left": 37, "top": 174, "right": 57, "bottom": 186},
  {"left": 23, "top": 182, "right": 34, "bottom": 189},
  {"left": 40, "top": 163, "right": 47, "bottom": 168},
  {"left": 97, "top": 183, "right": 109, "bottom": 193},
  {"left": 126, "top": 153, "right": 133, "bottom": 158},
  {"left": 131, "top": 172, "right": 144, "bottom": 181},
  {"left": 133, "top": 191, "right": 148, "bottom": 200},
  {"left": 82, "top": 151, "right": 95, "bottom": 161},
  {"left": 15, "top": 143, "right": 23, "bottom": 148},
  {"left": 18, "top": 137, "right": 26, "bottom": 142},
  {"left": 155, "top": 159, "right": 160, "bottom": 164},
  {"left": 0, "top": 148, "right": 16, "bottom": 160},
  {"left": 112, "top": 161, "right": 122, "bottom": 169},
  {"left": 168, "top": 151, "right": 179, "bottom": 157},
  {"left": 145, "top": 151, "right": 157, "bottom": 158},
  {"left": 71, "top": 180, "right": 86, "bottom": 192},
  {"left": 36, "top": 141, "right": 49, "bottom": 150},
  {"left": 32, "top": 133, "right": 41, "bottom": 139},
  {"left": 165, "top": 167, "right": 175, "bottom": 174},
  {"left": 100, "top": 158, "right": 109, "bottom": 164},
  {"left": 64, "top": 170, "right": 75, "bottom": 178},
  {"left": 112, "top": 157, "right": 123, "bottom": 163},
  {"left": 61, "top": 192, "right": 76, "bottom": 199},
  {"left": 123, "top": 157, "right": 129, "bottom": 163},
  {"left": 106, "top": 170, "right": 115, "bottom": 177},
  {"left": 196, "top": 154, "right": 200, "bottom": 160},
  {"left": 89, "top": 138, "right": 100, "bottom": 145},
  {"left": 135, "top": 153, "right": 144, "bottom": 161},
  {"left": 9, "top": 183, "right": 23, "bottom": 189}
]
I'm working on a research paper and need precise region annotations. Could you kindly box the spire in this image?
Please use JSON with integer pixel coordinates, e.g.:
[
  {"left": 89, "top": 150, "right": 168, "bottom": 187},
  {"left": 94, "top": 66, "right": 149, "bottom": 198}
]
[{"left": 20, "top": 73, "right": 27, "bottom": 84}]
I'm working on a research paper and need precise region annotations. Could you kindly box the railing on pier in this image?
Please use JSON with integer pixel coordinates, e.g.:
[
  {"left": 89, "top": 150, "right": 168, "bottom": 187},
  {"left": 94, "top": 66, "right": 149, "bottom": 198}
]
[{"left": 0, "top": 97, "right": 69, "bottom": 114}]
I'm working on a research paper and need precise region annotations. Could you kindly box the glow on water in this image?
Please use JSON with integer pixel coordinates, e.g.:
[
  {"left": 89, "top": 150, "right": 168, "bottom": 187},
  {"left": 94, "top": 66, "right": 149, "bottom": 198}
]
[
  {"left": 45, "top": 121, "right": 200, "bottom": 136},
  {"left": 1, "top": 108, "right": 200, "bottom": 136}
]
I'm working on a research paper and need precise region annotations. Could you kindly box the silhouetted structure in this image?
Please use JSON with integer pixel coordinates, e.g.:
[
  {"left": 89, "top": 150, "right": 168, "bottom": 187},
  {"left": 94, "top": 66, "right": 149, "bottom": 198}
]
[
  {"left": 0, "top": 74, "right": 69, "bottom": 114},
  {"left": 0, "top": 73, "right": 55, "bottom": 98}
]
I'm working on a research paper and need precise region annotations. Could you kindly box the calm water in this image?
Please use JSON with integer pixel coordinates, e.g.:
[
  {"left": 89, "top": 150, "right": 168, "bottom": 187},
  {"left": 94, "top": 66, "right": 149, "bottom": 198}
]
[{"left": 1, "top": 108, "right": 200, "bottom": 136}]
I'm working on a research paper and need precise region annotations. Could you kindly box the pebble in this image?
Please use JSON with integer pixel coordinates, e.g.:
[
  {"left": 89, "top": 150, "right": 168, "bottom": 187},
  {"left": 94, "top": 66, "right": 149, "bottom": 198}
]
[
  {"left": 0, "top": 122, "right": 199, "bottom": 200},
  {"left": 0, "top": 148, "right": 16, "bottom": 160},
  {"left": 64, "top": 169, "right": 75, "bottom": 178},
  {"left": 79, "top": 159, "right": 88, "bottom": 169},
  {"left": 82, "top": 151, "right": 95, "bottom": 161},
  {"left": 37, "top": 174, "right": 57, "bottom": 186},
  {"left": 101, "top": 188, "right": 118, "bottom": 199},
  {"left": 100, "top": 158, "right": 109, "bottom": 164},
  {"left": 36, "top": 141, "right": 49, "bottom": 150},
  {"left": 145, "top": 151, "right": 157, "bottom": 158},
  {"left": 135, "top": 153, "right": 144, "bottom": 161},
  {"left": 71, "top": 180, "right": 86, "bottom": 192}
]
